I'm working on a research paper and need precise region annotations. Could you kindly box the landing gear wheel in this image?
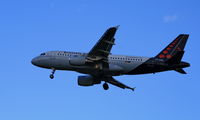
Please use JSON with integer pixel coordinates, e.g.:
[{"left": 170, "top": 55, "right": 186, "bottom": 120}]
[
  {"left": 50, "top": 74, "right": 54, "bottom": 79},
  {"left": 49, "top": 68, "right": 56, "bottom": 79},
  {"left": 103, "top": 83, "right": 109, "bottom": 90}
]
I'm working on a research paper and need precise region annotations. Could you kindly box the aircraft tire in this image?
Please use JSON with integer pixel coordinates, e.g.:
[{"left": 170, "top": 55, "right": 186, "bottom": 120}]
[
  {"left": 103, "top": 83, "right": 109, "bottom": 90},
  {"left": 50, "top": 74, "right": 54, "bottom": 79}
]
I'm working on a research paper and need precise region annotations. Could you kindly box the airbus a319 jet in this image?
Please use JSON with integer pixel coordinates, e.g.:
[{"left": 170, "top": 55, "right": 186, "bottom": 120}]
[{"left": 31, "top": 26, "right": 190, "bottom": 91}]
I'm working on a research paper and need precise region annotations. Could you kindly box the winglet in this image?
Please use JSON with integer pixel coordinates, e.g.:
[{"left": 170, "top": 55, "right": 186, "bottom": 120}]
[
  {"left": 130, "top": 87, "right": 136, "bottom": 91},
  {"left": 115, "top": 25, "right": 120, "bottom": 29}
]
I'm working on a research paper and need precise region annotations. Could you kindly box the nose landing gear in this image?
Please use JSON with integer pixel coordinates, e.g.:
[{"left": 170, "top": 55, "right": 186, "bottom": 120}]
[
  {"left": 50, "top": 74, "right": 54, "bottom": 79},
  {"left": 50, "top": 68, "right": 56, "bottom": 79}
]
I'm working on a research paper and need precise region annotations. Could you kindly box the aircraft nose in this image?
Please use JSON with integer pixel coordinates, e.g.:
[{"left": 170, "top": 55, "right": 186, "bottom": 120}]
[{"left": 31, "top": 57, "right": 39, "bottom": 66}]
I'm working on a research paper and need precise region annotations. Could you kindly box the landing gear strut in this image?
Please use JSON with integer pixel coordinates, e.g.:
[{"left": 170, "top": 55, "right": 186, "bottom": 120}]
[
  {"left": 103, "top": 82, "right": 109, "bottom": 90},
  {"left": 50, "top": 68, "right": 56, "bottom": 79}
]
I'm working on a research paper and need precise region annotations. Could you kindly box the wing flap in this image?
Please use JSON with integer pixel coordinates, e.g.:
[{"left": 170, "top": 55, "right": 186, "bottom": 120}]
[{"left": 107, "top": 77, "right": 135, "bottom": 91}]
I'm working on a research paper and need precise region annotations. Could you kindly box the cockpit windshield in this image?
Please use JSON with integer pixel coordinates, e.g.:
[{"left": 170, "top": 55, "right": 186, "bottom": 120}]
[{"left": 40, "top": 53, "right": 46, "bottom": 56}]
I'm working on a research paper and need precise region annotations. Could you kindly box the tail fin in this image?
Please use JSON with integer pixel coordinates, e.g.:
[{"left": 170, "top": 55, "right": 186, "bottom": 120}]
[
  {"left": 167, "top": 51, "right": 184, "bottom": 64},
  {"left": 155, "top": 34, "right": 189, "bottom": 63}
]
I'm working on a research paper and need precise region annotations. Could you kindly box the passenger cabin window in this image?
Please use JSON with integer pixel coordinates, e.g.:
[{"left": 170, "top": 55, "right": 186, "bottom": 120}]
[
  {"left": 40, "top": 53, "right": 45, "bottom": 55},
  {"left": 73, "top": 55, "right": 78, "bottom": 57}
]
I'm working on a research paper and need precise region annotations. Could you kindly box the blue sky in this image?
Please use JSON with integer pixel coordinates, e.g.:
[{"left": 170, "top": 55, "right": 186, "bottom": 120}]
[{"left": 0, "top": 0, "right": 199, "bottom": 120}]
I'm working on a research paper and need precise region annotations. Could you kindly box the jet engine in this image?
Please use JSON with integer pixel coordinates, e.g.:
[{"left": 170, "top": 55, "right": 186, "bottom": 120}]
[
  {"left": 78, "top": 75, "right": 101, "bottom": 86},
  {"left": 69, "top": 55, "right": 86, "bottom": 66}
]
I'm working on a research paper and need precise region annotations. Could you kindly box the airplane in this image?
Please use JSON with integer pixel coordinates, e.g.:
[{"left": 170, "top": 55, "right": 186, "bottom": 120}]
[{"left": 31, "top": 26, "right": 190, "bottom": 91}]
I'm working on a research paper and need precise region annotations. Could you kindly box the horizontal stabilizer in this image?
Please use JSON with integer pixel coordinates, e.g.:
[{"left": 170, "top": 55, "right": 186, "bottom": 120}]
[{"left": 175, "top": 68, "right": 187, "bottom": 74}]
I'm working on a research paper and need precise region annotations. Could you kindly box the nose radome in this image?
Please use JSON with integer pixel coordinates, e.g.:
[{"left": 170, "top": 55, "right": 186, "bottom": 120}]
[{"left": 31, "top": 57, "right": 38, "bottom": 66}]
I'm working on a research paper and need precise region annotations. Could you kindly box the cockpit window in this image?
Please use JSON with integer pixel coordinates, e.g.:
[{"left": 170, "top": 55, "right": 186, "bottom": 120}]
[{"left": 40, "top": 53, "right": 45, "bottom": 55}]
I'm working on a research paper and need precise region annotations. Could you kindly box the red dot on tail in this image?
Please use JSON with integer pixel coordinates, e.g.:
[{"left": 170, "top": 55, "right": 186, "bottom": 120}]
[
  {"left": 159, "top": 54, "right": 165, "bottom": 58},
  {"left": 167, "top": 47, "right": 171, "bottom": 50},
  {"left": 163, "top": 50, "right": 168, "bottom": 54},
  {"left": 176, "top": 47, "right": 181, "bottom": 51},
  {"left": 166, "top": 55, "right": 172, "bottom": 59}
]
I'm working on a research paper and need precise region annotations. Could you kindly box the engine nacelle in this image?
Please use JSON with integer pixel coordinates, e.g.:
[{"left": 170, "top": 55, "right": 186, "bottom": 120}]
[
  {"left": 78, "top": 75, "right": 101, "bottom": 86},
  {"left": 69, "top": 55, "right": 86, "bottom": 66}
]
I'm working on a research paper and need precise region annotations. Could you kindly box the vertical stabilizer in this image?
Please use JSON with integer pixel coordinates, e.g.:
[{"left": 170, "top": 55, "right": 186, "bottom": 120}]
[{"left": 155, "top": 34, "right": 189, "bottom": 63}]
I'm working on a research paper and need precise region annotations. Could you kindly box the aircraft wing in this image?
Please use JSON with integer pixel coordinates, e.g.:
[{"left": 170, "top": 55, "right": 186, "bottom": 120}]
[
  {"left": 87, "top": 26, "right": 119, "bottom": 61},
  {"left": 107, "top": 77, "right": 135, "bottom": 91}
]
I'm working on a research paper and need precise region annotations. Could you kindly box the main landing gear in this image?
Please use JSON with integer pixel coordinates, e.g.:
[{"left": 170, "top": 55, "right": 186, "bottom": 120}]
[
  {"left": 50, "top": 68, "right": 56, "bottom": 79},
  {"left": 103, "top": 82, "right": 109, "bottom": 90}
]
